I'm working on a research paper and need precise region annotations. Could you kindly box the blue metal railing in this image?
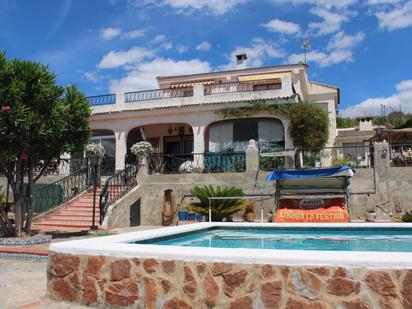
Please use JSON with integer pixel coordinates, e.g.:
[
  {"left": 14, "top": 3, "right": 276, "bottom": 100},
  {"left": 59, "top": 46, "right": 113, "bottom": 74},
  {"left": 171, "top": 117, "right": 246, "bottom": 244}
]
[
  {"left": 147, "top": 152, "right": 246, "bottom": 174},
  {"left": 87, "top": 94, "right": 116, "bottom": 106},
  {"left": 125, "top": 87, "right": 193, "bottom": 103},
  {"left": 33, "top": 165, "right": 90, "bottom": 213}
]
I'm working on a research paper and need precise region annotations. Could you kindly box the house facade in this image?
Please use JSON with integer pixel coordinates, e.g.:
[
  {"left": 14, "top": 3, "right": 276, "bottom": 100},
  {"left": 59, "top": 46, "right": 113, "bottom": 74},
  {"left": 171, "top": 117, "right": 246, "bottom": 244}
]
[{"left": 88, "top": 61, "right": 339, "bottom": 174}]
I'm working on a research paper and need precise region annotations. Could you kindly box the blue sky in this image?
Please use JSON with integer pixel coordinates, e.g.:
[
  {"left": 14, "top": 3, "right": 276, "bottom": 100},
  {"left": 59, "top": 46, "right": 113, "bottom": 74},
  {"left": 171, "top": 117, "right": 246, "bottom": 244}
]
[{"left": 0, "top": 0, "right": 411, "bottom": 116}]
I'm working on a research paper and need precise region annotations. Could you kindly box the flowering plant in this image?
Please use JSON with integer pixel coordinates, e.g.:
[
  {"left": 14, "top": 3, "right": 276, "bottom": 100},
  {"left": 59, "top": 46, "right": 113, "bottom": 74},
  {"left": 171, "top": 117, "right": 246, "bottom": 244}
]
[
  {"left": 85, "top": 144, "right": 105, "bottom": 157},
  {"left": 131, "top": 141, "right": 154, "bottom": 156}
]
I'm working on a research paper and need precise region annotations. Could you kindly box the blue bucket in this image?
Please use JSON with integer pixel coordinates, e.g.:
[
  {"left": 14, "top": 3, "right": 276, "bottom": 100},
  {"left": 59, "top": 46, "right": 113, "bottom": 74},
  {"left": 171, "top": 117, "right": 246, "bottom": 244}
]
[
  {"left": 187, "top": 212, "right": 196, "bottom": 221},
  {"left": 178, "top": 211, "right": 188, "bottom": 221},
  {"left": 195, "top": 214, "right": 203, "bottom": 222}
]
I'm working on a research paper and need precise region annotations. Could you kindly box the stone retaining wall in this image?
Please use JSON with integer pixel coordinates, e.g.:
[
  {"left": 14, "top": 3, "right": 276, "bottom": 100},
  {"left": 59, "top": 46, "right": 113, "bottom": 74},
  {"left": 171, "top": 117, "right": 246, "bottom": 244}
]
[{"left": 47, "top": 251, "right": 412, "bottom": 308}]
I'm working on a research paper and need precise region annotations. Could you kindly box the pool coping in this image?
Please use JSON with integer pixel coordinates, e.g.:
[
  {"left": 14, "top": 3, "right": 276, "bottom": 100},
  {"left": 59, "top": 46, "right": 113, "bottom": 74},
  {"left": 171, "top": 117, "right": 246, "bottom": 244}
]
[{"left": 50, "top": 222, "right": 412, "bottom": 269}]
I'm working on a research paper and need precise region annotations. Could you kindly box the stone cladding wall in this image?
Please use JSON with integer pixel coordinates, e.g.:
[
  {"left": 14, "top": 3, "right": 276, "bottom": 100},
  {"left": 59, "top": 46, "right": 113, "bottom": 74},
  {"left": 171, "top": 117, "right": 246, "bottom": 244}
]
[{"left": 47, "top": 251, "right": 412, "bottom": 308}]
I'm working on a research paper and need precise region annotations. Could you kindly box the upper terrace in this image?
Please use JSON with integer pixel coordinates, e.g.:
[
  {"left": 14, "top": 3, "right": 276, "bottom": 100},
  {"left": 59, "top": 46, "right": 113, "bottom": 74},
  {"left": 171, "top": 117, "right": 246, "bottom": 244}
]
[{"left": 87, "top": 63, "right": 323, "bottom": 114}]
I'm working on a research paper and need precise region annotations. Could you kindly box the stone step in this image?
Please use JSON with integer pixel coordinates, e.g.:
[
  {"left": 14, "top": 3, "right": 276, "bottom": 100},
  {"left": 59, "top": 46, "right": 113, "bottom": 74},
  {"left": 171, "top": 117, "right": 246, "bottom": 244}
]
[
  {"left": 52, "top": 213, "right": 99, "bottom": 218},
  {"left": 31, "top": 225, "right": 90, "bottom": 233},
  {"left": 32, "top": 221, "right": 92, "bottom": 228},
  {"left": 41, "top": 217, "right": 95, "bottom": 223}
]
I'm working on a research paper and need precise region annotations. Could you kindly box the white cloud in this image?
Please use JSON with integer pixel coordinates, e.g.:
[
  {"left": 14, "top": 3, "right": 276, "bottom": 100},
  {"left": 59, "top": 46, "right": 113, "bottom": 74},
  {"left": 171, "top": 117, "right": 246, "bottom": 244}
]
[
  {"left": 195, "top": 41, "right": 211, "bottom": 51},
  {"left": 152, "top": 34, "right": 167, "bottom": 43},
  {"left": 271, "top": 0, "right": 357, "bottom": 9},
  {"left": 309, "top": 7, "right": 349, "bottom": 35},
  {"left": 100, "top": 27, "right": 122, "bottom": 40},
  {"left": 367, "top": 0, "right": 402, "bottom": 5},
  {"left": 109, "top": 57, "right": 211, "bottom": 92},
  {"left": 327, "top": 31, "right": 365, "bottom": 50},
  {"left": 288, "top": 49, "right": 353, "bottom": 67},
  {"left": 374, "top": 1, "right": 412, "bottom": 31},
  {"left": 134, "top": 0, "right": 248, "bottom": 15},
  {"left": 221, "top": 38, "right": 285, "bottom": 70},
  {"left": 97, "top": 47, "right": 153, "bottom": 69},
  {"left": 162, "top": 42, "right": 173, "bottom": 50},
  {"left": 122, "top": 29, "right": 145, "bottom": 39},
  {"left": 288, "top": 30, "right": 364, "bottom": 67},
  {"left": 100, "top": 27, "right": 145, "bottom": 40},
  {"left": 177, "top": 45, "right": 189, "bottom": 53},
  {"left": 84, "top": 71, "right": 99, "bottom": 82},
  {"left": 262, "top": 19, "right": 301, "bottom": 35},
  {"left": 343, "top": 79, "right": 412, "bottom": 117}
]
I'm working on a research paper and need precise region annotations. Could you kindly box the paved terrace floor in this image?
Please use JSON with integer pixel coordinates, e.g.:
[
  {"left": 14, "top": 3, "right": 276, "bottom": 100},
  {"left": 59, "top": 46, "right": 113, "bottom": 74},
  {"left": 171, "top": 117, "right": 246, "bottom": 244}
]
[{"left": 0, "top": 226, "right": 163, "bottom": 309}]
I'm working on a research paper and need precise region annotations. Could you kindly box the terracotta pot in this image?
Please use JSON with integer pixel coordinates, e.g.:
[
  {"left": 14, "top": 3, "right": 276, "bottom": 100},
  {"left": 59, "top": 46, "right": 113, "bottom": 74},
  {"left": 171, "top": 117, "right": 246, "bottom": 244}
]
[
  {"left": 367, "top": 212, "right": 376, "bottom": 222},
  {"left": 90, "top": 155, "right": 103, "bottom": 166},
  {"left": 246, "top": 212, "right": 256, "bottom": 222}
]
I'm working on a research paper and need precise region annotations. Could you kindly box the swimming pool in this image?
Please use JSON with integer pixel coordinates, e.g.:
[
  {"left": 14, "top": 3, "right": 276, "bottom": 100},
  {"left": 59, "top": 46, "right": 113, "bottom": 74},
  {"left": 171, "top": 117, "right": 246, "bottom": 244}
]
[
  {"left": 48, "top": 223, "right": 412, "bottom": 308},
  {"left": 133, "top": 226, "right": 412, "bottom": 252}
]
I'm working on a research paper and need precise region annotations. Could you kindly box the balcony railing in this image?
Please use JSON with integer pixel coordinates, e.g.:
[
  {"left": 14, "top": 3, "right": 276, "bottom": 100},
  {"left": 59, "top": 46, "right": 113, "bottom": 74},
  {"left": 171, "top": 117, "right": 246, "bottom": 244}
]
[
  {"left": 147, "top": 152, "right": 246, "bottom": 174},
  {"left": 204, "top": 79, "right": 281, "bottom": 95},
  {"left": 259, "top": 145, "right": 374, "bottom": 170},
  {"left": 87, "top": 79, "right": 284, "bottom": 106},
  {"left": 125, "top": 87, "right": 193, "bottom": 103},
  {"left": 87, "top": 94, "right": 116, "bottom": 106}
]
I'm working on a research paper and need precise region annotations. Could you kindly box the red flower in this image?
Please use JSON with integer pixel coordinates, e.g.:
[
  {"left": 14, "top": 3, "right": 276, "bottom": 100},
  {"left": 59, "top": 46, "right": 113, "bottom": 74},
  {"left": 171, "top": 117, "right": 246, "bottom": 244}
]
[
  {"left": 1, "top": 105, "right": 11, "bottom": 112},
  {"left": 20, "top": 152, "right": 28, "bottom": 161}
]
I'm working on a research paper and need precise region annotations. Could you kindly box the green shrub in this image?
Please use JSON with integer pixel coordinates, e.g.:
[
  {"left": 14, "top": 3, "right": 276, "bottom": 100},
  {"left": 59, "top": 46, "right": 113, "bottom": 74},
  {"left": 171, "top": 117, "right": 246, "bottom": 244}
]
[
  {"left": 260, "top": 156, "right": 286, "bottom": 170},
  {"left": 402, "top": 211, "right": 412, "bottom": 222},
  {"left": 186, "top": 185, "right": 245, "bottom": 221}
]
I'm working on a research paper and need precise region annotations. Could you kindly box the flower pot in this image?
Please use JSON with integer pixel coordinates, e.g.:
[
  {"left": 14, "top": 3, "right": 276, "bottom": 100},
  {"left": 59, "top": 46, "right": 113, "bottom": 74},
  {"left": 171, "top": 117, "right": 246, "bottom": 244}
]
[
  {"left": 90, "top": 155, "right": 103, "bottom": 166},
  {"left": 367, "top": 212, "right": 376, "bottom": 222},
  {"left": 246, "top": 212, "right": 256, "bottom": 222},
  {"left": 178, "top": 211, "right": 188, "bottom": 221},
  {"left": 138, "top": 155, "right": 146, "bottom": 165},
  {"left": 195, "top": 214, "right": 203, "bottom": 222},
  {"left": 187, "top": 212, "right": 196, "bottom": 221}
]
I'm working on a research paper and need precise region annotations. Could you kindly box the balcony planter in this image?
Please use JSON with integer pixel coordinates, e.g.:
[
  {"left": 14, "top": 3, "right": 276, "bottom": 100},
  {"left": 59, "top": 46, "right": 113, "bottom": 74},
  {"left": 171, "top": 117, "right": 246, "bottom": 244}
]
[
  {"left": 131, "top": 142, "right": 154, "bottom": 166},
  {"left": 90, "top": 155, "right": 103, "bottom": 166},
  {"left": 85, "top": 144, "right": 105, "bottom": 166},
  {"left": 178, "top": 211, "right": 188, "bottom": 221}
]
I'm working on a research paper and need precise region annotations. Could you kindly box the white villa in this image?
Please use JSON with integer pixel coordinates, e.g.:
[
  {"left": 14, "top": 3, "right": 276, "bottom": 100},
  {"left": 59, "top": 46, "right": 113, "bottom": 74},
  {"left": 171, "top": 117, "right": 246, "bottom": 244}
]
[{"left": 88, "top": 57, "right": 340, "bottom": 174}]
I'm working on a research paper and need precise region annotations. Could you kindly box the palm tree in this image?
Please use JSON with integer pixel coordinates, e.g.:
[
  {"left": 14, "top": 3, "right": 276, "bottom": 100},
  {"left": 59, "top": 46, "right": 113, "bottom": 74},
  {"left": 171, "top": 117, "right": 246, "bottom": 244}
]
[{"left": 186, "top": 185, "right": 245, "bottom": 221}]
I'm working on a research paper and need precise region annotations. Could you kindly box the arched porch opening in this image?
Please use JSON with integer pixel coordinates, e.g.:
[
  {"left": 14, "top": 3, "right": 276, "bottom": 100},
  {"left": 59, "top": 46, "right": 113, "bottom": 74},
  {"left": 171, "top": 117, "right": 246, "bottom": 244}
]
[
  {"left": 205, "top": 117, "right": 285, "bottom": 152},
  {"left": 91, "top": 129, "right": 116, "bottom": 176},
  {"left": 126, "top": 123, "right": 194, "bottom": 172}
]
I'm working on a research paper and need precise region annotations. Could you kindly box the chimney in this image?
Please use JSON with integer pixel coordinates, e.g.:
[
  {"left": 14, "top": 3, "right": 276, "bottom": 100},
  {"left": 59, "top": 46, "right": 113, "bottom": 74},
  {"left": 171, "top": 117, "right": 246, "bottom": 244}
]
[
  {"left": 235, "top": 53, "right": 247, "bottom": 69},
  {"left": 358, "top": 117, "right": 373, "bottom": 131}
]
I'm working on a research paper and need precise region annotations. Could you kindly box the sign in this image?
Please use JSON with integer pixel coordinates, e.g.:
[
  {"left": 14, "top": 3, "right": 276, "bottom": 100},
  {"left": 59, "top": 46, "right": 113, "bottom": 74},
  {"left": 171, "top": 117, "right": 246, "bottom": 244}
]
[{"left": 275, "top": 207, "right": 349, "bottom": 223}]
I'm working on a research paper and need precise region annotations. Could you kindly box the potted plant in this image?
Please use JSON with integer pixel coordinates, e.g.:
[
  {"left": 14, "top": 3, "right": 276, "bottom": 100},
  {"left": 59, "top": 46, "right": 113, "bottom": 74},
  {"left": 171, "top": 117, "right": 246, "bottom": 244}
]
[
  {"left": 131, "top": 141, "right": 154, "bottom": 165},
  {"left": 85, "top": 144, "right": 105, "bottom": 165},
  {"left": 367, "top": 208, "right": 376, "bottom": 222},
  {"left": 185, "top": 185, "right": 245, "bottom": 222},
  {"left": 243, "top": 201, "right": 256, "bottom": 222}
]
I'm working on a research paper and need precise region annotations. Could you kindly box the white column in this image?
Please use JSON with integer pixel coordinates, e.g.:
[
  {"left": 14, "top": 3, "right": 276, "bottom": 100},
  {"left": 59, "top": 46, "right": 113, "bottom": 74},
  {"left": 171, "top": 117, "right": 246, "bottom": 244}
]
[
  {"left": 115, "top": 131, "right": 127, "bottom": 171},
  {"left": 192, "top": 125, "right": 205, "bottom": 171}
]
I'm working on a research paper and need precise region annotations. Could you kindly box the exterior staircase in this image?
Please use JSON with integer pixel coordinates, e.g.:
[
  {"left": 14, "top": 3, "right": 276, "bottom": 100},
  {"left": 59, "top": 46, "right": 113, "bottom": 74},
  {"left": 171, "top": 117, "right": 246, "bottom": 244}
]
[{"left": 32, "top": 188, "right": 102, "bottom": 233}]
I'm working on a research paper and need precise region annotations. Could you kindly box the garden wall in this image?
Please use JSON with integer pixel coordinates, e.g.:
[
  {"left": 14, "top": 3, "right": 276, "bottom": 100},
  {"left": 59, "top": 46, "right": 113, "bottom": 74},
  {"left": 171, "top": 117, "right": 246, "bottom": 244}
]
[{"left": 47, "top": 251, "right": 412, "bottom": 308}]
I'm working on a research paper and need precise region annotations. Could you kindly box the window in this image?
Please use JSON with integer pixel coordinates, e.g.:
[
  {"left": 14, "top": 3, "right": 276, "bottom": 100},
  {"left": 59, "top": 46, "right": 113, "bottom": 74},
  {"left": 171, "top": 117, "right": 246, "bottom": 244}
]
[{"left": 253, "top": 83, "right": 282, "bottom": 91}]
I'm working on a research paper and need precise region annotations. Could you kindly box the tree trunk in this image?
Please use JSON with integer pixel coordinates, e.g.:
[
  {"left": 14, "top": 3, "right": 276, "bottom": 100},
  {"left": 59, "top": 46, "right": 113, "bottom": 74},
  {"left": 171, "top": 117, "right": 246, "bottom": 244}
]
[
  {"left": 14, "top": 196, "right": 23, "bottom": 236},
  {"left": 24, "top": 162, "right": 35, "bottom": 232},
  {"left": 14, "top": 159, "right": 23, "bottom": 236}
]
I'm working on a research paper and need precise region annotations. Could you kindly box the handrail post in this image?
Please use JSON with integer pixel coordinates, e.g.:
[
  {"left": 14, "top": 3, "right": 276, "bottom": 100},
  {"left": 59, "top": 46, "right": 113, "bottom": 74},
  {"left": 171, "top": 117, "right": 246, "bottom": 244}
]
[{"left": 91, "top": 164, "right": 98, "bottom": 230}]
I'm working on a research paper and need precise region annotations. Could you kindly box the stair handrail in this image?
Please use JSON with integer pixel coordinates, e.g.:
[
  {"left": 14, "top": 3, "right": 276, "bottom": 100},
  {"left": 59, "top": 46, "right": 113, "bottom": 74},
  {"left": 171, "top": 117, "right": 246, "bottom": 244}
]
[
  {"left": 34, "top": 165, "right": 90, "bottom": 214},
  {"left": 99, "top": 163, "right": 139, "bottom": 224}
]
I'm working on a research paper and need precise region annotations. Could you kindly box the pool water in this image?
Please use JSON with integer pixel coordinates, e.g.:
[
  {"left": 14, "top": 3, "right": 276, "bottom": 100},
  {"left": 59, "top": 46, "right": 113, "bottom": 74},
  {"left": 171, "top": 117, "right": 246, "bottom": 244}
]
[{"left": 134, "top": 227, "right": 412, "bottom": 252}]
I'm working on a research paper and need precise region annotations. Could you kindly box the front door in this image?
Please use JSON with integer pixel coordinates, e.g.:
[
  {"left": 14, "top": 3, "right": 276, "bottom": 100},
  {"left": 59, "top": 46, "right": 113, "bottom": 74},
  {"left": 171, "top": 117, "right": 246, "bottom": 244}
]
[{"left": 163, "top": 135, "right": 194, "bottom": 172}]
